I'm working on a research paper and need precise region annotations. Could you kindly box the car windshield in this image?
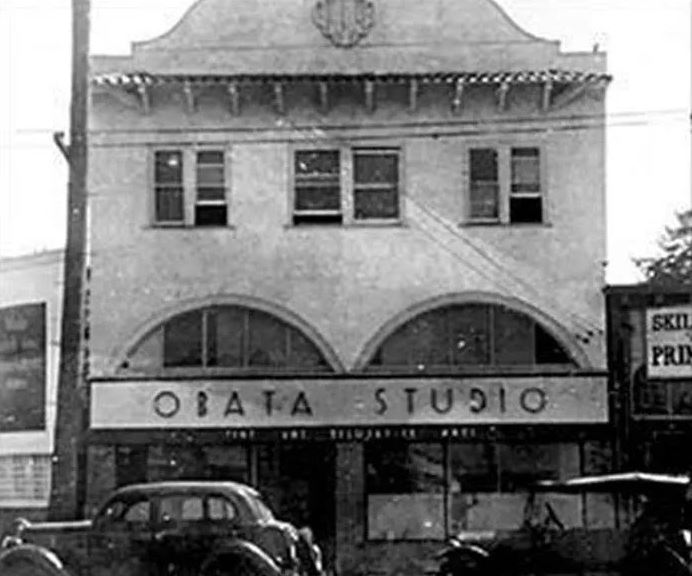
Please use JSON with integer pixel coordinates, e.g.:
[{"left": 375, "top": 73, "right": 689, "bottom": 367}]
[{"left": 247, "top": 493, "right": 275, "bottom": 522}]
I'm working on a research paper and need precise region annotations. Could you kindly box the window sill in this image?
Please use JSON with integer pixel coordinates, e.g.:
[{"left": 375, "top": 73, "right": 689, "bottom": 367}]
[
  {"left": 460, "top": 221, "right": 552, "bottom": 228},
  {"left": 285, "top": 220, "right": 407, "bottom": 230},
  {"left": 147, "top": 224, "right": 237, "bottom": 231}
]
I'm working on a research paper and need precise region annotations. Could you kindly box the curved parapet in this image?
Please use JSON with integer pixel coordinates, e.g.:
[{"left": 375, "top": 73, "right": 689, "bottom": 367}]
[{"left": 89, "top": 0, "right": 600, "bottom": 76}]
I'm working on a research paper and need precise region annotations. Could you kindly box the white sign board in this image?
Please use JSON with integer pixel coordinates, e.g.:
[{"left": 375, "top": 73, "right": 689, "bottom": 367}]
[
  {"left": 90, "top": 376, "right": 608, "bottom": 429},
  {"left": 646, "top": 305, "right": 692, "bottom": 379}
]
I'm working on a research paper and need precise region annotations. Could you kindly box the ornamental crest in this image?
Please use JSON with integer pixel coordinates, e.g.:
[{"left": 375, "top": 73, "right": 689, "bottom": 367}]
[{"left": 312, "top": 0, "right": 375, "bottom": 48}]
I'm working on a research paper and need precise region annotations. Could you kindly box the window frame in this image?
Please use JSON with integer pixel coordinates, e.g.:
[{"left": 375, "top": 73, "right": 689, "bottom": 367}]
[
  {"left": 291, "top": 148, "right": 343, "bottom": 225},
  {"left": 288, "top": 142, "right": 405, "bottom": 227},
  {"left": 194, "top": 148, "right": 229, "bottom": 227},
  {"left": 509, "top": 146, "right": 543, "bottom": 224},
  {"left": 152, "top": 149, "right": 186, "bottom": 227},
  {"left": 149, "top": 146, "right": 231, "bottom": 228},
  {"left": 463, "top": 142, "right": 548, "bottom": 226}
]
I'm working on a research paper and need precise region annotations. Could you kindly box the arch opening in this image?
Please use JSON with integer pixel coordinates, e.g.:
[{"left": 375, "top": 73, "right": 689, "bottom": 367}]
[
  {"left": 364, "top": 302, "right": 577, "bottom": 373},
  {"left": 119, "top": 305, "right": 336, "bottom": 375}
]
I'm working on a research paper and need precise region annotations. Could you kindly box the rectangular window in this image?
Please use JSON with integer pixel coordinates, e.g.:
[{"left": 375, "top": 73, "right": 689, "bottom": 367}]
[
  {"left": 353, "top": 148, "right": 400, "bottom": 220},
  {"left": 366, "top": 442, "right": 445, "bottom": 540},
  {"left": 469, "top": 148, "right": 499, "bottom": 220},
  {"left": 365, "top": 440, "right": 585, "bottom": 540},
  {"left": 195, "top": 150, "right": 227, "bottom": 226},
  {"left": 154, "top": 151, "right": 184, "bottom": 224},
  {"left": 293, "top": 150, "right": 342, "bottom": 225},
  {"left": 510, "top": 147, "right": 542, "bottom": 223}
]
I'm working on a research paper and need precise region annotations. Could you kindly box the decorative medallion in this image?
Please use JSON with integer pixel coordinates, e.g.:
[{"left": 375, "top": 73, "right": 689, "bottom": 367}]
[{"left": 313, "top": 0, "right": 375, "bottom": 48}]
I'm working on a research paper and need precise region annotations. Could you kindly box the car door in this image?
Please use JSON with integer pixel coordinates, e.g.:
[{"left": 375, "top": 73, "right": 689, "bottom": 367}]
[
  {"left": 150, "top": 492, "right": 208, "bottom": 575},
  {"left": 89, "top": 495, "right": 155, "bottom": 576}
]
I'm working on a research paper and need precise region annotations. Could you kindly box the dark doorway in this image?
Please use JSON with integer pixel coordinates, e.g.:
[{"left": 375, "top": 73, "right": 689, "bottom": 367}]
[{"left": 257, "top": 442, "right": 336, "bottom": 569}]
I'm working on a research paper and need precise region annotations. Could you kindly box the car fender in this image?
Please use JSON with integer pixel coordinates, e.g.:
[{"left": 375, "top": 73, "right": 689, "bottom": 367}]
[
  {"left": 0, "top": 543, "right": 70, "bottom": 576},
  {"left": 202, "top": 540, "right": 283, "bottom": 576},
  {"left": 437, "top": 543, "right": 491, "bottom": 575}
]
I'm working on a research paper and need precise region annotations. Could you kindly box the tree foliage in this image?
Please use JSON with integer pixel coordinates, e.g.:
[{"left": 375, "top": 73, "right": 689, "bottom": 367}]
[{"left": 635, "top": 209, "right": 692, "bottom": 287}]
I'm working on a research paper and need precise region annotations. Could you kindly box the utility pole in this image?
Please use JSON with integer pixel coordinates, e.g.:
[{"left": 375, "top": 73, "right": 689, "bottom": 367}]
[{"left": 48, "top": 0, "right": 90, "bottom": 520}]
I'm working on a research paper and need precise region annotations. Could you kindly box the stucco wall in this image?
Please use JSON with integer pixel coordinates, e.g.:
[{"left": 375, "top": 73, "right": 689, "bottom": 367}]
[
  {"left": 86, "top": 98, "right": 606, "bottom": 375},
  {"left": 86, "top": 0, "right": 607, "bottom": 377}
]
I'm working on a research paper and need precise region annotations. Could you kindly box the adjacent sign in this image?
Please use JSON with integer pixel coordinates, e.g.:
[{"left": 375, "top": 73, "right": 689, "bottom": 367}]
[
  {"left": 646, "top": 305, "right": 692, "bottom": 379},
  {"left": 90, "top": 375, "right": 608, "bottom": 430},
  {"left": 0, "top": 303, "right": 46, "bottom": 431}
]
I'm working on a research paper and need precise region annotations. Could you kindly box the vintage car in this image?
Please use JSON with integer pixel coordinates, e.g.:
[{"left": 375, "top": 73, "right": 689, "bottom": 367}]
[
  {"left": 0, "top": 481, "right": 324, "bottom": 576},
  {"left": 436, "top": 472, "right": 692, "bottom": 576}
]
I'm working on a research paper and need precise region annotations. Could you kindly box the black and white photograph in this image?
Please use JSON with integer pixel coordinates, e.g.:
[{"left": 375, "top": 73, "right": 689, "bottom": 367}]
[{"left": 1, "top": 0, "right": 691, "bottom": 575}]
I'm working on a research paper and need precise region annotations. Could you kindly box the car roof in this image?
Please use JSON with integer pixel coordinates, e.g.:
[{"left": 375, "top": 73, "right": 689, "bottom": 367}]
[
  {"left": 109, "top": 481, "right": 261, "bottom": 499},
  {"left": 536, "top": 472, "right": 691, "bottom": 493}
]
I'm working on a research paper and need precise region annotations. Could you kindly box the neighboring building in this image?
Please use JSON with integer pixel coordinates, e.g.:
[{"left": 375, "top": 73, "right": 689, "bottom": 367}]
[
  {"left": 75, "top": 0, "right": 611, "bottom": 573},
  {"left": 606, "top": 285, "right": 692, "bottom": 474},
  {"left": 0, "top": 250, "right": 63, "bottom": 528}
]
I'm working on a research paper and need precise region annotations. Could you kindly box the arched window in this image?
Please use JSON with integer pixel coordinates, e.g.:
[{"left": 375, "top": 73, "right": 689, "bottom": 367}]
[
  {"left": 120, "top": 306, "right": 333, "bottom": 373},
  {"left": 366, "top": 303, "right": 575, "bottom": 371}
]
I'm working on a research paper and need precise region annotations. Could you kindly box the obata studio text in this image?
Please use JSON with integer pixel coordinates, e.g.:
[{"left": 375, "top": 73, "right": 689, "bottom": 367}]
[{"left": 151, "top": 385, "right": 549, "bottom": 420}]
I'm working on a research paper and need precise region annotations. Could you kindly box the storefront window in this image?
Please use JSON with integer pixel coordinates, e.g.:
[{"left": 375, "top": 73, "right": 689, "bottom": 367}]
[
  {"left": 366, "top": 442, "right": 445, "bottom": 540},
  {"left": 366, "top": 440, "right": 583, "bottom": 540},
  {"left": 145, "top": 445, "right": 249, "bottom": 482}
]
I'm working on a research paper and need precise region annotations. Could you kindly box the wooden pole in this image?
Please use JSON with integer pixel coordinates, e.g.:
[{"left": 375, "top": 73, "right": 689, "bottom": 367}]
[{"left": 48, "top": 0, "right": 90, "bottom": 520}]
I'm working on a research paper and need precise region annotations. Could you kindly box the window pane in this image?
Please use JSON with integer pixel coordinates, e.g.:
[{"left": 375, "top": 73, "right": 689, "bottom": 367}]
[
  {"left": 470, "top": 149, "right": 497, "bottom": 182},
  {"left": 354, "top": 152, "right": 398, "bottom": 185},
  {"left": 208, "top": 497, "right": 236, "bottom": 520},
  {"left": 287, "top": 330, "right": 329, "bottom": 370},
  {"left": 163, "top": 310, "right": 203, "bottom": 367},
  {"left": 469, "top": 182, "right": 499, "bottom": 219},
  {"left": 469, "top": 149, "right": 498, "bottom": 219},
  {"left": 124, "top": 500, "right": 151, "bottom": 523},
  {"left": 197, "top": 165, "right": 225, "bottom": 187},
  {"left": 511, "top": 148, "right": 540, "bottom": 192},
  {"left": 375, "top": 312, "right": 449, "bottom": 369},
  {"left": 195, "top": 204, "right": 227, "bottom": 226},
  {"left": 155, "top": 187, "right": 184, "bottom": 222},
  {"left": 449, "top": 443, "right": 497, "bottom": 493},
  {"left": 201, "top": 446, "right": 249, "bottom": 481},
  {"left": 509, "top": 197, "right": 542, "bottom": 223},
  {"left": 366, "top": 443, "right": 444, "bottom": 494},
  {"left": 295, "top": 150, "right": 339, "bottom": 176},
  {"left": 207, "top": 307, "right": 245, "bottom": 368},
  {"left": 497, "top": 443, "right": 569, "bottom": 491},
  {"left": 448, "top": 305, "right": 491, "bottom": 365},
  {"left": 159, "top": 495, "right": 204, "bottom": 522},
  {"left": 197, "top": 150, "right": 224, "bottom": 165},
  {"left": 354, "top": 188, "right": 399, "bottom": 220},
  {"left": 155, "top": 151, "right": 183, "bottom": 184},
  {"left": 366, "top": 443, "right": 444, "bottom": 540},
  {"left": 248, "top": 310, "right": 288, "bottom": 367},
  {"left": 294, "top": 186, "right": 341, "bottom": 211},
  {"left": 534, "top": 324, "right": 573, "bottom": 364},
  {"left": 493, "top": 307, "right": 534, "bottom": 365}
]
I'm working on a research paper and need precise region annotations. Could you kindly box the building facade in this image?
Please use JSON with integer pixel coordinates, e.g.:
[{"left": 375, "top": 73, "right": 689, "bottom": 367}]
[
  {"left": 0, "top": 250, "right": 63, "bottom": 528},
  {"left": 606, "top": 285, "right": 692, "bottom": 475},
  {"left": 81, "top": 0, "right": 612, "bottom": 573}
]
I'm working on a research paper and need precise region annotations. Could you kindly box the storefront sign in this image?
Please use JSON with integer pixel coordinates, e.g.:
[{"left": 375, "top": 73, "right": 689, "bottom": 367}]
[
  {"left": 90, "top": 375, "right": 607, "bottom": 429},
  {"left": 646, "top": 305, "right": 692, "bottom": 379},
  {"left": 0, "top": 303, "right": 46, "bottom": 431}
]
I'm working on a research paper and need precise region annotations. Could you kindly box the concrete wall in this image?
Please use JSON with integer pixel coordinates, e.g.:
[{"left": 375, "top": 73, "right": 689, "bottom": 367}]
[{"left": 86, "top": 81, "right": 607, "bottom": 375}]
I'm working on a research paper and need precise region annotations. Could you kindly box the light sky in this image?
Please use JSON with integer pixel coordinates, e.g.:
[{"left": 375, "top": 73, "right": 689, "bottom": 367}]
[{"left": 1, "top": 0, "right": 690, "bottom": 283}]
